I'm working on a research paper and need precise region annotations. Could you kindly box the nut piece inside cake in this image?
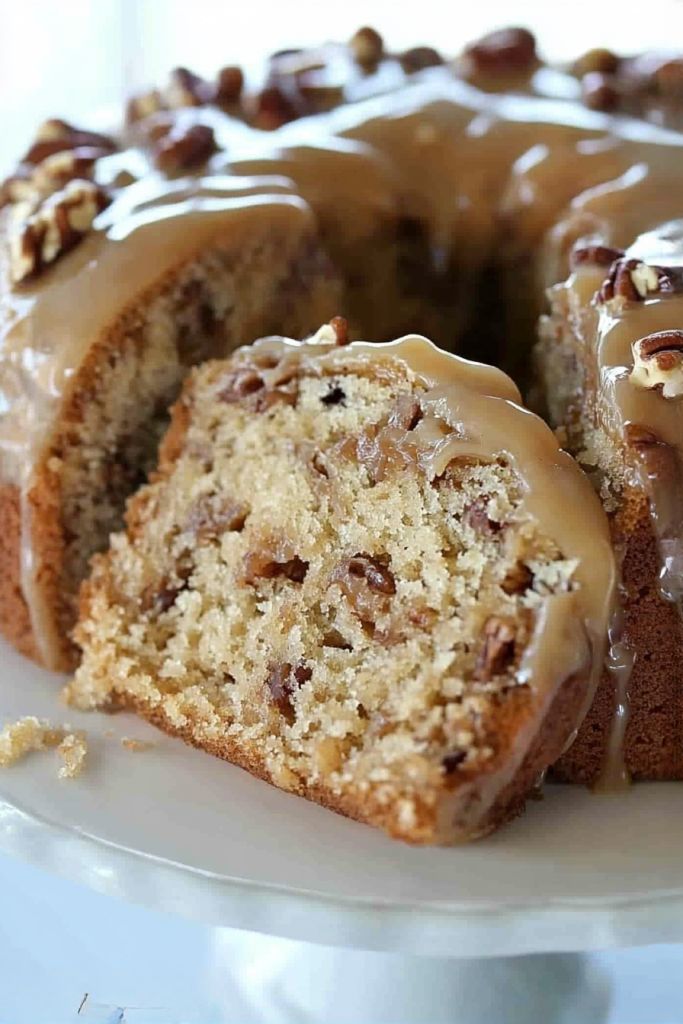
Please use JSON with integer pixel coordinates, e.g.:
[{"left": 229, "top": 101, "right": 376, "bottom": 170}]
[{"left": 69, "top": 331, "right": 612, "bottom": 843}]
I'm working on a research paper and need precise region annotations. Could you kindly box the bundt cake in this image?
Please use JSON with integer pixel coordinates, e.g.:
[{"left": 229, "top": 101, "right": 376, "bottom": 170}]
[
  {"left": 3, "top": 25, "right": 683, "bottom": 830},
  {"left": 67, "top": 328, "right": 613, "bottom": 843}
]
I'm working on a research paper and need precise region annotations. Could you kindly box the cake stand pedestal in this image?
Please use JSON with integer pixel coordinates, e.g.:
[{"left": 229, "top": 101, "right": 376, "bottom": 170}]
[
  {"left": 1, "top": 640, "right": 682, "bottom": 1021},
  {"left": 207, "top": 932, "right": 612, "bottom": 1024}
]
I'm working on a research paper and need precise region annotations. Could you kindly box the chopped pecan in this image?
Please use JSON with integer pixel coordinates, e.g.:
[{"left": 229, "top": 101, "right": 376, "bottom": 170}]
[
  {"left": 266, "top": 661, "right": 312, "bottom": 716},
  {"left": 331, "top": 553, "right": 396, "bottom": 626},
  {"left": 570, "top": 243, "right": 625, "bottom": 270},
  {"left": 501, "top": 562, "right": 534, "bottom": 595},
  {"left": 442, "top": 750, "right": 467, "bottom": 775},
  {"left": 154, "top": 122, "right": 217, "bottom": 173},
  {"left": 322, "top": 628, "right": 353, "bottom": 650},
  {"left": 10, "top": 179, "right": 110, "bottom": 284},
  {"left": 463, "top": 27, "right": 537, "bottom": 75},
  {"left": 572, "top": 48, "right": 620, "bottom": 78},
  {"left": 630, "top": 330, "right": 683, "bottom": 398},
  {"left": 349, "top": 26, "right": 384, "bottom": 67},
  {"left": 244, "top": 550, "right": 308, "bottom": 585},
  {"left": 399, "top": 46, "right": 443, "bottom": 73},
  {"left": 581, "top": 72, "right": 620, "bottom": 112},
  {"left": 186, "top": 495, "right": 249, "bottom": 539},
  {"left": 218, "top": 364, "right": 298, "bottom": 411},
  {"left": 464, "top": 497, "right": 501, "bottom": 536},
  {"left": 473, "top": 617, "right": 516, "bottom": 681}
]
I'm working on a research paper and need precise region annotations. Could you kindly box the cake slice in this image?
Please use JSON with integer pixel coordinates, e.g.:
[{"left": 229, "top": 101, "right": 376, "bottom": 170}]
[{"left": 69, "top": 323, "right": 614, "bottom": 843}]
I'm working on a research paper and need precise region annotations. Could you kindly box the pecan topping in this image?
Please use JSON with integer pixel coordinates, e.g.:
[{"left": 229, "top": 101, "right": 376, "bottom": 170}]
[
  {"left": 186, "top": 495, "right": 249, "bottom": 539},
  {"left": 253, "top": 85, "right": 298, "bottom": 130},
  {"left": 329, "top": 315, "right": 350, "bottom": 346},
  {"left": 597, "top": 258, "right": 683, "bottom": 305},
  {"left": 166, "top": 67, "right": 214, "bottom": 108},
  {"left": 126, "top": 89, "right": 166, "bottom": 124},
  {"left": 244, "top": 550, "right": 308, "bottom": 585},
  {"left": 654, "top": 58, "right": 683, "bottom": 97},
  {"left": 473, "top": 617, "right": 516, "bottom": 681},
  {"left": 349, "top": 26, "right": 384, "bottom": 67},
  {"left": 154, "top": 122, "right": 217, "bottom": 173},
  {"left": 21, "top": 119, "right": 116, "bottom": 167},
  {"left": 266, "top": 661, "right": 312, "bottom": 717},
  {"left": 10, "top": 179, "right": 110, "bottom": 284},
  {"left": 572, "top": 48, "right": 620, "bottom": 78},
  {"left": 463, "top": 27, "right": 537, "bottom": 75},
  {"left": 570, "top": 243, "right": 625, "bottom": 270},
  {"left": 581, "top": 72, "right": 620, "bottom": 112},
  {"left": 215, "top": 66, "right": 245, "bottom": 107},
  {"left": 331, "top": 553, "right": 396, "bottom": 626},
  {"left": 399, "top": 46, "right": 443, "bottom": 74},
  {"left": 630, "top": 330, "right": 683, "bottom": 398}
]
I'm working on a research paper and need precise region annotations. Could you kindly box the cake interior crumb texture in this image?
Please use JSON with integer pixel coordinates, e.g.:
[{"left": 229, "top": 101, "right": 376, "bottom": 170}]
[{"left": 71, "top": 345, "right": 580, "bottom": 842}]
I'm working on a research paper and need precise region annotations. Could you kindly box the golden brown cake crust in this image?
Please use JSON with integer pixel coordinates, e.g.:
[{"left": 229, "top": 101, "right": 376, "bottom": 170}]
[{"left": 0, "top": 484, "right": 39, "bottom": 663}]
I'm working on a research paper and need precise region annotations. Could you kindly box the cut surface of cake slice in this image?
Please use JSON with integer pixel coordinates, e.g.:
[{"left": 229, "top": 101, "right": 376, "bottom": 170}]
[{"left": 69, "top": 324, "right": 614, "bottom": 843}]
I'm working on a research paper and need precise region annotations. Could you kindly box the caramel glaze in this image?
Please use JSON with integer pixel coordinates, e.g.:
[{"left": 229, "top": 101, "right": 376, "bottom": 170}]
[
  {"left": 241, "top": 332, "right": 614, "bottom": 831},
  {"left": 2, "top": 61, "right": 683, "bottom": 676}
]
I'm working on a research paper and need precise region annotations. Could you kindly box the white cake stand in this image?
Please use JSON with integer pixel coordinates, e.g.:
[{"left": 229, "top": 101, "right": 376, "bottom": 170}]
[{"left": 1, "top": 637, "right": 682, "bottom": 1022}]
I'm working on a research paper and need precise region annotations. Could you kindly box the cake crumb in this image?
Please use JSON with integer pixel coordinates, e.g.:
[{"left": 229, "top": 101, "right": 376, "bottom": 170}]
[
  {"left": 121, "top": 736, "right": 154, "bottom": 752},
  {"left": 0, "top": 716, "right": 87, "bottom": 779},
  {"left": 57, "top": 732, "right": 88, "bottom": 778}
]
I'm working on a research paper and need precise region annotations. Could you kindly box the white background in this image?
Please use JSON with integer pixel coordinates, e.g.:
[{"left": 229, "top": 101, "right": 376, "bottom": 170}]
[{"left": 2, "top": 1, "right": 683, "bottom": 1020}]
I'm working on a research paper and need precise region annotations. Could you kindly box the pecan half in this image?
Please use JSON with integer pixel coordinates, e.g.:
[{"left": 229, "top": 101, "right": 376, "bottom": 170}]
[
  {"left": 266, "top": 661, "right": 312, "bottom": 717},
  {"left": 349, "top": 26, "right": 384, "bottom": 67},
  {"left": 630, "top": 330, "right": 683, "bottom": 398},
  {"left": 463, "top": 27, "right": 537, "bottom": 75},
  {"left": 597, "top": 258, "right": 683, "bottom": 305},
  {"left": 154, "top": 122, "right": 218, "bottom": 173},
  {"left": 473, "top": 617, "right": 516, "bottom": 681},
  {"left": 399, "top": 46, "right": 443, "bottom": 74},
  {"left": 10, "top": 179, "right": 110, "bottom": 284},
  {"left": 331, "top": 553, "right": 396, "bottom": 626}
]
